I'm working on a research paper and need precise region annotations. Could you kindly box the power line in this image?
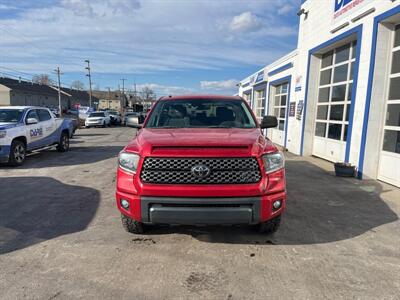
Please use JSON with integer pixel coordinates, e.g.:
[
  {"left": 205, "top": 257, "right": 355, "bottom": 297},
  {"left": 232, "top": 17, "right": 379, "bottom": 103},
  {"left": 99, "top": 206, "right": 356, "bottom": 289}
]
[
  {"left": 0, "top": 66, "right": 71, "bottom": 88},
  {"left": 0, "top": 66, "right": 35, "bottom": 78},
  {"left": 0, "top": 71, "right": 32, "bottom": 82}
]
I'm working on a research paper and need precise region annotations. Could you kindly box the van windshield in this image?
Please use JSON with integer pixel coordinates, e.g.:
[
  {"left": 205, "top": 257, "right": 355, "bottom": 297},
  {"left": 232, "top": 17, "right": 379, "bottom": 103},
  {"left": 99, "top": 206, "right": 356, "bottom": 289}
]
[{"left": 145, "top": 99, "right": 256, "bottom": 129}]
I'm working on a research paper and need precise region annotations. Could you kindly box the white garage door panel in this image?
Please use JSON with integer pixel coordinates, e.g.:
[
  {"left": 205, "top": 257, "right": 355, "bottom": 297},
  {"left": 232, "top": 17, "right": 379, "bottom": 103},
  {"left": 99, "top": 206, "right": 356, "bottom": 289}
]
[
  {"left": 378, "top": 24, "right": 400, "bottom": 188},
  {"left": 312, "top": 41, "right": 357, "bottom": 164},
  {"left": 378, "top": 153, "right": 400, "bottom": 187},
  {"left": 313, "top": 137, "right": 345, "bottom": 162},
  {"left": 271, "top": 129, "right": 284, "bottom": 146}
]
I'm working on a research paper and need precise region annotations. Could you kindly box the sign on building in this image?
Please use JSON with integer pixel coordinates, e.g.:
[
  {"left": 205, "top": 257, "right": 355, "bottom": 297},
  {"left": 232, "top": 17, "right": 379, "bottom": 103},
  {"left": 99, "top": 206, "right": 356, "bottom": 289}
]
[
  {"left": 289, "top": 102, "right": 296, "bottom": 117},
  {"left": 296, "top": 100, "right": 304, "bottom": 121},
  {"left": 333, "top": 0, "right": 370, "bottom": 23}
]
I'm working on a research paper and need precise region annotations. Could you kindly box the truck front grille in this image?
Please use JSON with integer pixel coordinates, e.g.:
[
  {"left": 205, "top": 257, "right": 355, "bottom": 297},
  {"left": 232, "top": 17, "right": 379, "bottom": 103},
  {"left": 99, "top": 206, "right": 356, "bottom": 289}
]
[{"left": 140, "top": 157, "right": 262, "bottom": 184}]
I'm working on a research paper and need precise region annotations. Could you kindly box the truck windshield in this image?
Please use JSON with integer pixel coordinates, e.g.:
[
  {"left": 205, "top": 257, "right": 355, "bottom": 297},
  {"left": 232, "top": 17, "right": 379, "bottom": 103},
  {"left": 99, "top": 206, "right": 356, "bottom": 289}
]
[
  {"left": 0, "top": 109, "right": 24, "bottom": 123},
  {"left": 145, "top": 99, "right": 257, "bottom": 128}
]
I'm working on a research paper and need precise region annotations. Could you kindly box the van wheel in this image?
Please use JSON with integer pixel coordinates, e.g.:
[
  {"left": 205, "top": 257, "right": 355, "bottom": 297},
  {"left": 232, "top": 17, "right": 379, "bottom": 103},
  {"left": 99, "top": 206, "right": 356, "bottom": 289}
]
[
  {"left": 258, "top": 215, "right": 281, "bottom": 234},
  {"left": 9, "top": 140, "right": 26, "bottom": 166},
  {"left": 57, "top": 132, "right": 70, "bottom": 152},
  {"left": 121, "top": 214, "right": 145, "bottom": 234}
]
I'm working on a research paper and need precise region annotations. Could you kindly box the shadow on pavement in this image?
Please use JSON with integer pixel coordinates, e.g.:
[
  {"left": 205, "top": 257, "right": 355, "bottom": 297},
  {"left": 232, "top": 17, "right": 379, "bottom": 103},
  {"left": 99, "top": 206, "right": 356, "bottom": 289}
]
[
  {"left": 0, "top": 145, "right": 123, "bottom": 169},
  {"left": 0, "top": 177, "right": 100, "bottom": 254},
  {"left": 146, "top": 160, "right": 398, "bottom": 245},
  {"left": 74, "top": 133, "right": 110, "bottom": 137}
]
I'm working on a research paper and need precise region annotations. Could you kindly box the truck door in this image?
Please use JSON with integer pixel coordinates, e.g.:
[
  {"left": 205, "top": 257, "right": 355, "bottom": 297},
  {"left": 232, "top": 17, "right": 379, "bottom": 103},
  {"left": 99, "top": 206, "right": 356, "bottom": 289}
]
[
  {"left": 37, "top": 109, "right": 57, "bottom": 145},
  {"left": 25, "top": 109, "right": 44, "bottom": 150}
]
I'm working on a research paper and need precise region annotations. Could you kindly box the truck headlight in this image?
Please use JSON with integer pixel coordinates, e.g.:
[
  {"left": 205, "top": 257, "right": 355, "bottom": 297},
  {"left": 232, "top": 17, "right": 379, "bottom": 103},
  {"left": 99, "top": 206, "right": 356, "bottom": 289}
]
[
  {"left": 0, "top": 131, "right": 6, "bottom": 138},
  {"left": 262, "top": 152, "right": 285, "bottom": 174},
  {"left": 118, "top": 152, "right": 140, "bottom": 173}
]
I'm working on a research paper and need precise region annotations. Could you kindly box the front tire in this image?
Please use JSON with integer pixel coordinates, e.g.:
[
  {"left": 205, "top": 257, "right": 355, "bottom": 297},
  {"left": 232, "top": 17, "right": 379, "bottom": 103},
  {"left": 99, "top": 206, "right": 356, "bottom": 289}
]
[
  {"left": 57, "top": 132, "right": 70, "bottom": 152},
  {"left": 257, "top": 215, "right": 281, "bottom": 234},
  {"left": 121, "top": 214, "right": 146, "bottom": 234},
  {"left": 8, "top": 140, "right": 26, "bottom": 166}
]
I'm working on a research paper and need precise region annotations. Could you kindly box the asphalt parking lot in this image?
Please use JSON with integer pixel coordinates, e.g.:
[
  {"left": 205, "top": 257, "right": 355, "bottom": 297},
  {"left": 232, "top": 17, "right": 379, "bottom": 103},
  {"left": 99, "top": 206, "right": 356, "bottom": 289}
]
[{"left": 1, "top": 126, "right": 399, "bottom": 300}]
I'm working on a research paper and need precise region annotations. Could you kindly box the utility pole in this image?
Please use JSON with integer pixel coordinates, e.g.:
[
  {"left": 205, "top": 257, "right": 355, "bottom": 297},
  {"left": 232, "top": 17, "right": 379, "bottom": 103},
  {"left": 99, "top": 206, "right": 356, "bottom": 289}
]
[
  {"left": 134, "top": 81, "right": 137, "bottom": 109},
  {"left": 106, "top": 87, "right": 111, "bottom": 109},
  {"left": 54, "top": 67, "right": 63, "bottom": 117},
  {"left": 85, "top": 59, "right": 93, "bottom": 108},
  {"left": 121, "top": 78, "right": 127, "bottom": 107}
]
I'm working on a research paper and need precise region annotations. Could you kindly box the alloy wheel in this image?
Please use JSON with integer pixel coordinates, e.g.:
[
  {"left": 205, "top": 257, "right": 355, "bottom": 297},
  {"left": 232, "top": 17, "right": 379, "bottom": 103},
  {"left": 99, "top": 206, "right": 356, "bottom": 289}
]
[{"left": 14, "top": 144, "right": 25, "bottom": 163}]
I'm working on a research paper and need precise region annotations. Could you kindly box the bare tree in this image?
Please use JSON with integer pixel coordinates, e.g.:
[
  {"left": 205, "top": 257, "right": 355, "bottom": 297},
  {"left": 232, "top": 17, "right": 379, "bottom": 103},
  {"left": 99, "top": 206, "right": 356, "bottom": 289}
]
[
  {"left": 141, "top": 86, "right": 155, "bottom": 101},
  {"left": 32, "top": 74, "right": 54, "bottom": 85},
  {"left": 70, "top": 80, "right": 85, "bottom": 90}
]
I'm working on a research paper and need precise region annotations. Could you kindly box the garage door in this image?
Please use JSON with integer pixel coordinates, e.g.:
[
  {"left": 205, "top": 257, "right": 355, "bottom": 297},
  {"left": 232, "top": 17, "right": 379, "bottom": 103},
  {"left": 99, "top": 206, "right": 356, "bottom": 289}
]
[
  {"left": 271, "top": 82, "right": 288, "bottom": 146},
  {"left": 313, "top": 41, "right": 357, "bottom": 162},
  {"left": 378, "top": 24, "right": 400, "bottom": 187}
]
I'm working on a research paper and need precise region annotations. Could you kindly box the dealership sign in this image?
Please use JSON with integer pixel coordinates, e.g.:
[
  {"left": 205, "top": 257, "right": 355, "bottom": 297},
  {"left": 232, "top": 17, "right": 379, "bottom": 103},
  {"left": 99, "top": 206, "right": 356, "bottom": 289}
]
[
  {"left": 254, "top": 71, "right": 265, "bottom": 84},
  {"left": 333, "top": 0, "right": 369, "bottom": 22}
]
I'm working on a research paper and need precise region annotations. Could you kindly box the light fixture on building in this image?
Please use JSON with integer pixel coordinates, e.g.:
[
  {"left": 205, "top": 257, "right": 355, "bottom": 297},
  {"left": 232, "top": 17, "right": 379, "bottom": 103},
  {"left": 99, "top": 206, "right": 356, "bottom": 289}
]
[{"left": 297, "top": 8, "right": 308, "bottom": 18}]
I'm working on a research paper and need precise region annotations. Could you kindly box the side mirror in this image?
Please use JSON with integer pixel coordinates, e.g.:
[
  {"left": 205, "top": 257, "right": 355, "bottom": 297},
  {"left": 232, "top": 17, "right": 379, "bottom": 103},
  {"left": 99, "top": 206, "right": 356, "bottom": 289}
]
[
  {"left": 26, "top": 117, "right": 39, "bottom": 125},
  {"left": 260, "top": 116, "right": 278, "bottom": 129},
  {"left": 138, "top": 115, "right": 145, "bottom": 124}
]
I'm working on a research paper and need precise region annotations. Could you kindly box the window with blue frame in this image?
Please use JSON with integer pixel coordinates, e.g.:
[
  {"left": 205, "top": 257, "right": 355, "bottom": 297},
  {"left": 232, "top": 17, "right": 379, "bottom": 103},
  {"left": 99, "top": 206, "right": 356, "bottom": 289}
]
[
  {"left": 254, "top": 89, "right": 266, "bottom": 121},
  {"left": 382, "top": 24, "right": 400, "bottom": 154},
  {"left": 315, "top": 40, "right": 357, "bottom": 141},
  {"left": 273, "top": 83, "right": 288, "bottom": 131}
]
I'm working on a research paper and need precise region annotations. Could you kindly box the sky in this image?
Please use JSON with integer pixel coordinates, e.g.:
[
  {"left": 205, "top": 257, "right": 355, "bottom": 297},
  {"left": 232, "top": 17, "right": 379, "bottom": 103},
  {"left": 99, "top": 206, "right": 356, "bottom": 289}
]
[{"left": 0, "top": 0, "right": 300, "bottom": 96}]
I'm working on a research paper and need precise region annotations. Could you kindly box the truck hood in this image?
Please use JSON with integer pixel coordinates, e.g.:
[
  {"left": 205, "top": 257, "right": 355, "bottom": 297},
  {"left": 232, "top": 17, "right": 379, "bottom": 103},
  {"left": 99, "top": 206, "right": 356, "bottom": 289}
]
[
  {"left": 126, "top": 128, "right": 277, "bottom": 157},
  {"left": 0, "top": 122, "right": 20, "bottom": 130}
]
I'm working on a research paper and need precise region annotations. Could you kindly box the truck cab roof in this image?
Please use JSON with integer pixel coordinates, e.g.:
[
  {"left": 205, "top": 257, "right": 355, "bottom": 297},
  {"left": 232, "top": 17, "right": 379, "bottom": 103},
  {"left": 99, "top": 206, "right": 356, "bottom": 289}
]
[{"left": 159, "top": 95, "right": 243, "bottom": 101}]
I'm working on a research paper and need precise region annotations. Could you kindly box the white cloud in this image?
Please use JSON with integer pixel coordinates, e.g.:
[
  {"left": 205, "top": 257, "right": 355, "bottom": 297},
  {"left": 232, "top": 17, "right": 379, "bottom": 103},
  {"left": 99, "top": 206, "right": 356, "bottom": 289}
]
[
  {"left": 61, "top": 0, "right": 94, "bottom": 17},
  {"left": 200, "top": 79, "right": 238, "bottom": 91},
  {"left": 107, "top": 0, "right": 141, "bottom": 13},
  {"left": 278, "top": 4, "right": 295, "bottom": 16},
  {"left": 229, "top": 12, "right": 262, "bottom": 33},
  {"left": 0, "top": 0, "right": 298, "bottom": 81},
  {"left": 0, "top": 4, "right": 17, "bottom": 10},
  {"left": 135, "top": 83, "right": 194, "bottom": 96}
]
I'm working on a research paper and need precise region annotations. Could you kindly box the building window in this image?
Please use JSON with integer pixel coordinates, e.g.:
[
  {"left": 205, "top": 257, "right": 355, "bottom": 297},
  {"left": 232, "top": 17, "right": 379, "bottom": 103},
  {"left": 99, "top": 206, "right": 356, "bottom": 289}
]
[
  {"left": 382, "top": 24, "right": 400, "bottom": 154},
  {"left": 243, "top": 92, "right": 252, "bottom": 105},
  {"left": 273, "top": 83, "right": 288, "bottom": 131},
  {"left": 254, "top": 89, "right": 265, "bottom": 120},
  {"left": 315, "top": 40, "right": 357, "bottom": 141}
]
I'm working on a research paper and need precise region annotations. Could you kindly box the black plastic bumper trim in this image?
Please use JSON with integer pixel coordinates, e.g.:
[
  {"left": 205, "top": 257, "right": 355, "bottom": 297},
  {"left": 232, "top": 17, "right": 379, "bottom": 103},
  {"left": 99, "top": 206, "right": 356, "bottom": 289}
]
[{"left": 141, "top": 196, "right": 261, "bottom": 225}]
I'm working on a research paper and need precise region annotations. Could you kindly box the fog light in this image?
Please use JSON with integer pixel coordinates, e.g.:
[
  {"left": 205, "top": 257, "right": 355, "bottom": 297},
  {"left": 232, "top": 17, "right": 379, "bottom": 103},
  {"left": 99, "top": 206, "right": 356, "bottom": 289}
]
[
  {"left": 121, "top": 199, "right": 130, "bottom": 209},
  {"left": 273, "top": 200, "right": 282, "bottom": 210}
]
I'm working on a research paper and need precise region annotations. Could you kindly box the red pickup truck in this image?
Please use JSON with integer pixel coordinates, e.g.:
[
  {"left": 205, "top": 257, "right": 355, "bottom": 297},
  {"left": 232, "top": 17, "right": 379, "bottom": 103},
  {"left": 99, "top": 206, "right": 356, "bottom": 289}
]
[{"left": 115, "top": 95, "right": 286, "bottom": 234}]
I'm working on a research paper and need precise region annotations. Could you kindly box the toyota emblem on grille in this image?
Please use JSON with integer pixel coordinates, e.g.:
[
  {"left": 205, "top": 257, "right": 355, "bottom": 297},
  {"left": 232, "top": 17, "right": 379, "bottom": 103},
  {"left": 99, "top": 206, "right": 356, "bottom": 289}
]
[{"left": 191, "top": 164, "right": 210, "bottom": 178}]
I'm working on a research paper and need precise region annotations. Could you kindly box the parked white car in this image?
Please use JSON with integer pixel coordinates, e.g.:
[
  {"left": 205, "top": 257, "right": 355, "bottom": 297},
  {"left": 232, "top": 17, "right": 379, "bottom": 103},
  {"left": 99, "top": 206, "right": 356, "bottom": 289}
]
[{"left": 85, "top": 111, "right": 111, "bottom": 128}]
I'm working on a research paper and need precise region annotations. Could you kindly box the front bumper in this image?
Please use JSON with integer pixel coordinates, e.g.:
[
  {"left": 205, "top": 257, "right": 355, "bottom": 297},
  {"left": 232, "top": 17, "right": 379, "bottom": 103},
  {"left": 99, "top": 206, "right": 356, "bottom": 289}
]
[
  {"left": 116, "top": 191, "right": 286, "bottom": 225},
  {"left": 116, "top": 161, "right": 287, "bottom": 225},
  {"left": 141, "top": 197, "right": 261, "bottom": 225},
  {"left": 0, "top": 145, "right": 10, "bottom": 163},
  {"left": 85, "top": 120, "right": 104, "bottom": 126}
]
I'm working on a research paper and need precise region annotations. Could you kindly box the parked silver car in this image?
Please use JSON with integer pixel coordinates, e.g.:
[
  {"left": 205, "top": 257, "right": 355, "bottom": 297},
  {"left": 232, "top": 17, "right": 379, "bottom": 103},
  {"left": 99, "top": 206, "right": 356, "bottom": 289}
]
[{"left": 124, "top": 112, "right": 143, "bottom": 127}]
